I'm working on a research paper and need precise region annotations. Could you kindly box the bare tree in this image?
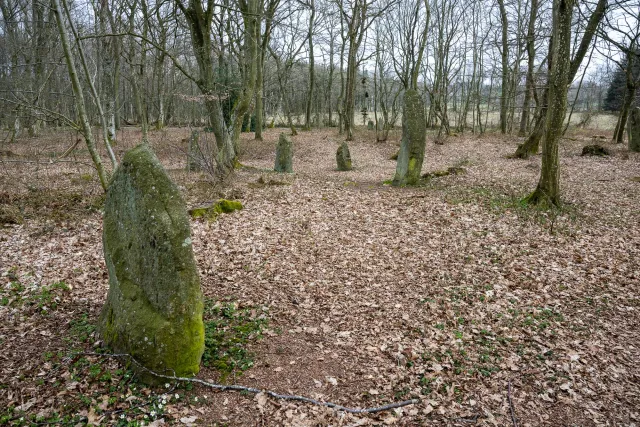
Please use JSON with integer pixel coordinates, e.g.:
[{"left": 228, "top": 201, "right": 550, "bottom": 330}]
[{"left": 525, "top": 0, "right": 608, "bottom": 206}]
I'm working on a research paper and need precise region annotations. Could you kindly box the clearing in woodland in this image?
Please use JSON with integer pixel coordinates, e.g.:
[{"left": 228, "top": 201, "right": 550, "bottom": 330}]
[{"left": 0, "top": 127, "right": 638, "bottom": 426}]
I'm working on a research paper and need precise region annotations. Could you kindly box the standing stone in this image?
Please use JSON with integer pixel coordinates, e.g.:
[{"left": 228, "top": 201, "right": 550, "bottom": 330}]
[
  {"left": 368, "top": 120, "right": 374, "bottom": 130},
  {"left": 336, "top": 142, "right": 353, "bottom": 171},
  {"left": 393, "top": 89, "right": 427, "bottom": 186},
  {"left": 186, "top": 130, "right": 201, "bottom": 172},
  {"left": 274, "top": 133, "right": 293, "bottom": 173},
  {"left": 98, "top": 145, "right": 204, "bottom": 382},
  {"left": 628, "top": 107, "right": 640, "bottom": 152}
]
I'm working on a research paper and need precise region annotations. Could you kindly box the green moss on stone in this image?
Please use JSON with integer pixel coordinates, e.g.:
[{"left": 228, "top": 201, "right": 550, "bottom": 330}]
[
  {"left": 393, "top": 89, "right": 427, "bottom": 186},
  {"left": 189, "top": 199, "right": 243, "bottom": 222},
  {"left": 216, "top": 199, "right": 243, "bottom": 213}
]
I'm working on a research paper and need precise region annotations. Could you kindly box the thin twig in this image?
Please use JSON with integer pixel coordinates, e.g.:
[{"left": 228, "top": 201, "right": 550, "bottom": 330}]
[
  {"left": 76, "top": 352, "right": 420, "bottom": 415},
  {"left": 508, "top": 380, "right": 518, "bottom": 427}
]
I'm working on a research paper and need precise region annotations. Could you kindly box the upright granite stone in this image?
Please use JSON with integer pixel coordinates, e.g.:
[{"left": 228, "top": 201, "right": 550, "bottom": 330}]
[
  {"left": 336, "top": 142, "right": 353, "bottom": 171},
  {"left": 186, "top": 130, "right": 201, "bottom": 172},
  {"left": 628, "top": 107, "right": 640, "bottom": 152},
  {"left": 368, "top": 120, "right": 374, "bottom": 130},
  {"left": 98, "top": 145, "right": 204, "bottom": 382},
  {"left": 393, "top": 89, "right": 427, "bottom": 186},
  {"left": 275, "top": 133, "right": 293, "bottom": 173}
]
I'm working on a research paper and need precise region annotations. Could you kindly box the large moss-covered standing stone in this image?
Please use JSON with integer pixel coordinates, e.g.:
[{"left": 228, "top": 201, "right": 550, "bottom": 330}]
[
  {"left": 336, "top": 142, "right": 353, "bottom": 171},
  {"left": 628, "top": 107, "right": 640, "bottom": 152},
  {"left": 393, "top": 89, "right": 426, "bottom": 186},
  {"left": 274, "top": 133, "right": 293, "bottom": 173},
  {"left": 98, "top": 144, "right": 204, "bottom": 382}
]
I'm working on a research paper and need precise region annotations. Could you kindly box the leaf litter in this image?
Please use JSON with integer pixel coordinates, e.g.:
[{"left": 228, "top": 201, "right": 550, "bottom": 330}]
[{"left": 0, "top": 127, "right": 638, "bottom": 425}]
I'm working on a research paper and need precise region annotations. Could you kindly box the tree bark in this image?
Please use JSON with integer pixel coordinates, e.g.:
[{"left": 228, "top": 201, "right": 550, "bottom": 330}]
[
  {"left": 53, "top": 0, "right": 109, "bottom": 190},
  {"left": 525, "top": 0, "right": 573, "bottom": 206},
  {"left": 518, "top": 0, "right": 538, "bottom": 136},
  {"left": 497, "top": 0, "right": 509, "bottom": 134},
  {"left": 513, "top": 0, "right": 607, "bottom": 159},
  {"left": 304, "top": 0, "right": 315, "bottom": 130},
  {"left": 178, "top": 0, "right": 260, "bottom": 172}
]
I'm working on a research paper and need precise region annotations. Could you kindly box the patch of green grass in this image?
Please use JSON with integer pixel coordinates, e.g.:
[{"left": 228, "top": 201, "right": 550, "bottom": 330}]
[
  {"left": 443, "top": 185, "right": 581, "bottom": 232},
  {"left": 202, "top": 300, "right": 268, "bottom": 381},
  {"left": 1, "top": 280, "right": 70, "bottom": 314},
  {"left": 68, "top": 314, "right": 96, "bottom": 343}
]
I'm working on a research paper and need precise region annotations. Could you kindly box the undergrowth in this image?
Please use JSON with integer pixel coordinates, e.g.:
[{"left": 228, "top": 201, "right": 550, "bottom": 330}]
[{"left": 202, "top": 300, "right": 268, "bottom": 381}]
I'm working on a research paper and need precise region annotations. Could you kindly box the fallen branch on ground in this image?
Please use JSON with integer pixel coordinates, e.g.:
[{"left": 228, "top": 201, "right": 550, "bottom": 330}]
[
  {"left": 73, "top": 352, "right": 420, "bottom": 415},
  {"left": 508, "top": 380, "right": 518, "bottom": 427}
]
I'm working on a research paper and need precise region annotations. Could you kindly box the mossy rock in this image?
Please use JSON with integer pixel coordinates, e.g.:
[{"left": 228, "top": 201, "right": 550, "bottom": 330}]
[
  {"left": 274, "top": 133, "right": 293, "bottom": 173},
  {"left": 0, "top": 204, "right": 23, "bottom": 225},
  {"left": 336, "top": 142, "right": 353, "bottom": 171},
  {"left": 392, "top": 89, "right": 427, "bottom": 186},
  {"left": 581, "top": 144, "right": 610, "bottom": 156},
  {"left": 189, "top": 199, "right": 243, "bottom": 222},
  {"left": 98, "top": 144, "right": 204, "bottom": 384}
]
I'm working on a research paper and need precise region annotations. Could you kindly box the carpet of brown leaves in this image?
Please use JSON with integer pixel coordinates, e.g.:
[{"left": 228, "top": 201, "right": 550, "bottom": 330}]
[{"left": 0, "top": 126, "right": 639, "bottom": 426}]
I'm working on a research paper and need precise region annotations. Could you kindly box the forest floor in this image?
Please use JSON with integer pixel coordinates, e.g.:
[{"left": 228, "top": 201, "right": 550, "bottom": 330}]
[{"left": 0, "top": 126, "right": 639, "bottom": 426}]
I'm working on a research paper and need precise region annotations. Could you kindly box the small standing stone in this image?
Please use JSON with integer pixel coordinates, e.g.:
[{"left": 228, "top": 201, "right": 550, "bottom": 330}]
[
  {"left": 393, "top": 89, "right": 427, "bottom": 186},
  {"left": 98, "top": 145, "right": 204, "bottom": 383},
  {"left": 186, "top": 130, "right": 201, "bottom": 172},
  {"left": 274, "top": 133, "right": 293, "bottom": 173},
  {"left": 628, "top": 107, "right": 640, "bottom": 152},
  {"left": 368, "top": 120, "right": 374, "bottom": 130},
  {"left": 336, "top": 142, "right": 353, "bottom": 171}
]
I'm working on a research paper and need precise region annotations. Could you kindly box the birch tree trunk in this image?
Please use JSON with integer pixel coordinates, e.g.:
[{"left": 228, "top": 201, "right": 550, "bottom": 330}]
[{"left": 53, "top": 0, "right": 109, "bottom": 190}]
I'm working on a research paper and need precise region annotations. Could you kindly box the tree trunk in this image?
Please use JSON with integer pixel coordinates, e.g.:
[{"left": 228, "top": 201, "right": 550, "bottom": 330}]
[
  {"left": 519, "top": 0, "right": 538, "bottom": 136},
  {"left": 178, "top": 0, "right": 260, "bottom": 172},
  {"left": 254, "top": 0, "right": 278, "bottom": 140},
  {"left": 512, "top": 0, "right": 607, "bottom": 158},
  {"left": 53, "top": 0, "right": 108, "bottom": 190},
  {"left": 343, "top": 35, "right": 358, "bottom": 140},
  {"left": 525, "top": 0, "right": 574, "bottom": 207},
  {"left": 99, "top": 0, "right": 116, "bottom": 144},
  {"left": 497, "top": 0, "right": 509, "bottom": 134},
  {"left": 628, "top": 107, "right": 640, "bottom": 152},
  {"left": 304, "top": 0, "right": 315, "bottom": 130}
]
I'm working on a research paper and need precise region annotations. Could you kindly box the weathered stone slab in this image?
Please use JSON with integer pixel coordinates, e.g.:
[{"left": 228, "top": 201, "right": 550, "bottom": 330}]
[
  {"left": 186, "top": 130, "right": 201, "bottom": 172},
  {"left": 274, "top": 133, "right": 293, "bottom": 173},
  {"left": 392, "top": 89, "right": 426, "bottom": 186},
  {"left": 336, "top": 142, "right": 353, "bottom": 171},
  {"left": 98, "top": 144, "right": 204, "bottom": 382}
]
